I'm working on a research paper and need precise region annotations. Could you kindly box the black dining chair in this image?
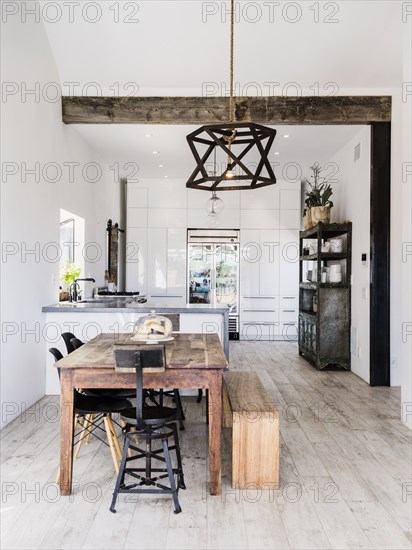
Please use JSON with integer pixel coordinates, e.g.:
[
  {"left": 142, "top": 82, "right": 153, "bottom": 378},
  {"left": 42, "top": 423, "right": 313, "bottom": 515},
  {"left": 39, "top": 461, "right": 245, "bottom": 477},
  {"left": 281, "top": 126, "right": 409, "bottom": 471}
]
[
  {"left": 49, "top": 348, "right": 132, "bottom": 474},
  {"left": 66, "top": 334, "right": 185, "bottom": 426},
  {"left": 70, "top": 337, "right": 84, "bottom": 350},
  {"left": 62, "top": 332, "right": 76, "bottom": 355},
  {"left": 62, "top": 334, "right": 136, "bottom": 400},
  {"left": 110, "top": 346, "right": 185, "bottom": 514}
]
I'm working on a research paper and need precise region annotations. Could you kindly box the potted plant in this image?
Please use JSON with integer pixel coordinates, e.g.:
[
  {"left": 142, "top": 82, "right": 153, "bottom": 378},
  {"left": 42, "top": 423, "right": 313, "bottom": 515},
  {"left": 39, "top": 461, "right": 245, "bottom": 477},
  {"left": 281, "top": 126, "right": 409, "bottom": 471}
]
[
  {"left": 303, "top": 163, "right": 334, "bottom": 228},
  {"left": 59, "top": 260, "right": 81, "bottom": 301}
]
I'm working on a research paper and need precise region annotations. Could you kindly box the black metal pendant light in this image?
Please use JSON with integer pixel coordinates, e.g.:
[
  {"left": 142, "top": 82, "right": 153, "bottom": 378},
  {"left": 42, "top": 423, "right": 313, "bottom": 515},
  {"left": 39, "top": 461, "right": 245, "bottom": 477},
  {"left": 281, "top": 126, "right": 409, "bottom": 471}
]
[{"left": 186, "top": 0, "right": 277, "bottom": 191}]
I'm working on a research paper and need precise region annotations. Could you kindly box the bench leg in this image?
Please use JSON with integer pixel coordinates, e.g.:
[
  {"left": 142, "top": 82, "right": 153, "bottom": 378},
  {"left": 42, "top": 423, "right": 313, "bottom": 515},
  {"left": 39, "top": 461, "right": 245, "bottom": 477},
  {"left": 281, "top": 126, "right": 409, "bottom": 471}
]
[{"left": 232, "top": 413, "right": 279, "bottom": 490}]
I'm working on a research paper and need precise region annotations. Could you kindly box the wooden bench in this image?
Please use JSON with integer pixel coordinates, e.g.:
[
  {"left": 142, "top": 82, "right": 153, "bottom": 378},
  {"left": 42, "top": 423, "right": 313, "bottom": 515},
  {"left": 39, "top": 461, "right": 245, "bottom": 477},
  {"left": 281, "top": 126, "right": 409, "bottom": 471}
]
[{"left": 222, "top": 371, "right": 279, "bottom": 489}]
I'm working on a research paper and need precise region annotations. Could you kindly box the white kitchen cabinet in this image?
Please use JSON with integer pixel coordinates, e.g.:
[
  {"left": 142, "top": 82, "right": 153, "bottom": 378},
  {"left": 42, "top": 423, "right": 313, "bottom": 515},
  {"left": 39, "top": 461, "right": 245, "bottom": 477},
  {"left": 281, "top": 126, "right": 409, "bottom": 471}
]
[
  {"left": 187, "top": 207, "right": 240, "bottom": 229},
  {"left": 148, "top": 181, "right": 187, "bottom": 209},
  {"left": 166, "top": 228, "right": 186, "bottom": 294},
  {"left": 240, "top": 229, "right": 260, "bottom": 297},
  {"left": 240, "top": 229, "right": 280, "bottom": 340},
  {"left": 240, "top": 209, "right": 279, "bottom": 229},
  {"left": 126, "top": 227, "right": 147, "bottom": 293},
  {"left": 240, "top": 229, "right": 280, "bottom": 298},
  {"left": 147, "top": 227, "right": 186, "bottom": 298},
  {"left": 280, "top": 189, "right": 300, "bottom": 210},
  {"left": 240, "top": 186, "right": 279, "bottom": 210},
  {"left": 148, "top": 208, "right": 187, "bottom": 228},
  {"left": 147, "top": 228, "right": 168, "bottom": 294},
  {"left": 240, "top": 228, "right": 298, "bottom": 340},
  {"left": 128, "top": 187, "right": 148, "bottom": 208},
  {"left": 279, "top": 209, "right": 301, "bottom": 230},
  {"left": 242, "top": 296, "right": 278, "bottom": 309},
  {"left": 259, "top": 229, "right": 280, "bottom": 296},
  {"left": 127, "top": 207, "right": 148, "bottom": 228},
  {"left": 279, "top": 229, "right": 299, "bottom": 295},
  {"left": 279, "top": 321, "right": 298, "bottom": 341}
]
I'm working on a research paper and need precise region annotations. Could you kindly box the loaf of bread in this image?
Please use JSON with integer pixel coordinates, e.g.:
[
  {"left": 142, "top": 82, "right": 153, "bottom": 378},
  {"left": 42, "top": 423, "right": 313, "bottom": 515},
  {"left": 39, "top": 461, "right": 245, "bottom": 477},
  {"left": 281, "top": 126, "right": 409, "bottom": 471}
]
[{"left": 135, "top": 317, "right": 172, "bottom": 338}]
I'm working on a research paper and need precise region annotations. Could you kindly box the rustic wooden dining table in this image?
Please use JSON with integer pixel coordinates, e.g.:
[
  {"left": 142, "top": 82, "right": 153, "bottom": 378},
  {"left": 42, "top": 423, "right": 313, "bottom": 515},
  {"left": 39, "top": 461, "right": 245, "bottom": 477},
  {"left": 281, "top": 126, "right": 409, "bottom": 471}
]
[{"left": 56, "top": 332, "right": 228, "bottom": 496}]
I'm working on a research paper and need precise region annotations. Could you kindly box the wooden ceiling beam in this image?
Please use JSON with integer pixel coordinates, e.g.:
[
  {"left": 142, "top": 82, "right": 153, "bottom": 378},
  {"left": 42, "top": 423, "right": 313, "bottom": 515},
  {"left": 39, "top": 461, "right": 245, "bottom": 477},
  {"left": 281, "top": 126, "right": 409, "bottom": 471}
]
[{"left": 62, "top": 96, "right": 391, "bottom": 125}]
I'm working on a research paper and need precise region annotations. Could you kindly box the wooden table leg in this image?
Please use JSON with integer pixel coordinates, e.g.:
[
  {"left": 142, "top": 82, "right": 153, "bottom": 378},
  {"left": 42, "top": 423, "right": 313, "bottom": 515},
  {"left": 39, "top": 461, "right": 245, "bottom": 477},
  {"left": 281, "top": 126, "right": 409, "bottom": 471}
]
[
  {"left": 60, "top": 370, "right": 75, "bottom": 495},
  {"left": 208, "top": 370, "right": 222, "bottom": 495}
]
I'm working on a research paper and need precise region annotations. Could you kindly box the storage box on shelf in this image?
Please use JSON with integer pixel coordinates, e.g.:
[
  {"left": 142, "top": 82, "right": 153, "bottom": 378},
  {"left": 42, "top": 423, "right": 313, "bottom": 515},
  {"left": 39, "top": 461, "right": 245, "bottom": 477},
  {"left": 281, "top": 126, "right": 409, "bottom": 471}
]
[{"left": 298, "top": 222, "right": 352, "bottom": 370}]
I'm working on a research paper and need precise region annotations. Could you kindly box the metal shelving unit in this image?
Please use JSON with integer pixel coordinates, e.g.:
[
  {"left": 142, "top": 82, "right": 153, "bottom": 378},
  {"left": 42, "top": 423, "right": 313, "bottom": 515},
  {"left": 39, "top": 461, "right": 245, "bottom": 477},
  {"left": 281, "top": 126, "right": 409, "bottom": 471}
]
[{"left": 298, "top": 222, "right": 352, "bottom": 370}]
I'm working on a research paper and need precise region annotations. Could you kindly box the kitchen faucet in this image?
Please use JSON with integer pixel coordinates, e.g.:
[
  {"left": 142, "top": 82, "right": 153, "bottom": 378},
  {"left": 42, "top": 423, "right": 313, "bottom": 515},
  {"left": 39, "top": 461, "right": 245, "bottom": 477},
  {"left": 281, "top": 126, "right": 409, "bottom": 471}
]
[{"left": 69, "top": 278, "right": 96, "bottom": 302}]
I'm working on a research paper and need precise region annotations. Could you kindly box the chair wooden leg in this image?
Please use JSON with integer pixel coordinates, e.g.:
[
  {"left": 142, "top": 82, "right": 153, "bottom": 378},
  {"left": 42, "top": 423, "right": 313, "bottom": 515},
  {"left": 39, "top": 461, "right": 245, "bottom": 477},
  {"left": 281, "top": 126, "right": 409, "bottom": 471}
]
[
  {"left": 107, "top": 416, "right": 123, "bottom": 462},
  {"left": 85, "top": 413, "right": 95, "bottom": 444},
  {"left": 104, "top": 416, "right": 120, "bottom": 474},
  {"left": 74, "top": 414, "right": 91, "bottom": 460}
]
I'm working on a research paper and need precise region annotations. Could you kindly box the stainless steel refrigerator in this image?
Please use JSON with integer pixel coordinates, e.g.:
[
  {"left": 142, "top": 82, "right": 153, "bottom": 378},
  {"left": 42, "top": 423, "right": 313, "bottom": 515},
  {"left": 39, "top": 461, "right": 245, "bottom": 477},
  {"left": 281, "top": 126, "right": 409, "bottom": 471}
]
[{"left": 187, "top": 229, "right": 239, "bottom": 339}]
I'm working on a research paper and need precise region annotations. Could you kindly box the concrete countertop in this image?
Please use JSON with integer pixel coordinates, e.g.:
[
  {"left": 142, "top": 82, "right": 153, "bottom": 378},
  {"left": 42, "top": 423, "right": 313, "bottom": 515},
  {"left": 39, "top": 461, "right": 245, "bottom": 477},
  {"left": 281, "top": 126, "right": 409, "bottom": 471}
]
[{"left": 42, "top": 299, "right": 229, "bottom": 314}]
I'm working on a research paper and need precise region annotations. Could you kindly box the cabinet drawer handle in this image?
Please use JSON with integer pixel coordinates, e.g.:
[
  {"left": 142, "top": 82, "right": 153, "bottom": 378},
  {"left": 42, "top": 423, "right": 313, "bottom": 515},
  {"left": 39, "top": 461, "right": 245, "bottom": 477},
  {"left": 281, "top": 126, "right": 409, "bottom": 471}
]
[
  {"left": 282, "top": 297, "right": 295, "bottom": 300},
  {"left": 243, "top": 296, "right": 276, "bottom": 299},
  {"left": 283, "top": 322, "right": 296, "bottom": 326},
  {"left": 151, "top": 295, "right": 184, "bottom": 298},
  {"left": 242, "top": 322, "right": 279, "bottom": 326},
  {"left": 243, "top": 309, "right": 276, "bottom": 313},
  {"left": 282, "top": 310, "right": 296, "bottom": 313}
]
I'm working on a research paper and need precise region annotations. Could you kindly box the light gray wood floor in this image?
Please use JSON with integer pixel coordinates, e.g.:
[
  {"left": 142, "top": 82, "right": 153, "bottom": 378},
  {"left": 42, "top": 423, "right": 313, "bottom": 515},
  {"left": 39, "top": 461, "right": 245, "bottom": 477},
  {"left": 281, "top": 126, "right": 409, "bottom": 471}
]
[{"left": 1, "top": 341, "right": 411, "bottom": 549}]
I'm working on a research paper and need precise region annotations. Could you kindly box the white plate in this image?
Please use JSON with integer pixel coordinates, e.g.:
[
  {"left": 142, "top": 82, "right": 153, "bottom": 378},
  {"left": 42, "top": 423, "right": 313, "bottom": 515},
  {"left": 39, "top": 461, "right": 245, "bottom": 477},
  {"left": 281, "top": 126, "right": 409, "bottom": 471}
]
[{"left": 129, "top": 335, "right": 174, "bottom": 343}]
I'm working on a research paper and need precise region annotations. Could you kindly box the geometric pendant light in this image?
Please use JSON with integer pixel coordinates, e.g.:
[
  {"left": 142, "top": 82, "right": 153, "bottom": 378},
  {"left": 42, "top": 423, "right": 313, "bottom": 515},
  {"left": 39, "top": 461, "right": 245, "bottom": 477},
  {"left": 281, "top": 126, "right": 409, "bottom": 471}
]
[{"left": 186, "top": 0, "right": 277, "bottom": 191}]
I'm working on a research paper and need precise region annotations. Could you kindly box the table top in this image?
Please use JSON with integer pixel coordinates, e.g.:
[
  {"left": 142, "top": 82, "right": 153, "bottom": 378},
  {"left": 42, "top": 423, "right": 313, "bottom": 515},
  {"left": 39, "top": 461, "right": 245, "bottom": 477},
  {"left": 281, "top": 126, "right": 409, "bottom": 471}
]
[{"left": 55, "top": 333, "right": 228, "bottom": 371}]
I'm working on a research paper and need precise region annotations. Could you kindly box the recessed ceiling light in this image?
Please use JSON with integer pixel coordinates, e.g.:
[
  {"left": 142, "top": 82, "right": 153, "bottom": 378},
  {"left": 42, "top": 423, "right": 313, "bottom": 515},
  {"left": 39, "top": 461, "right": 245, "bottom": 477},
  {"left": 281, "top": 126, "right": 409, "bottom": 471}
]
[
  {"left": 283, "top": 134, "right": 290, "bottom": 138},
  {"left": 274, "top": 152, "right": 280, "bottom": 155},
  {"left": 158, "top": 164, "right": 164, "bottom": 168},
  {"left": 164, "top": 175, "right": 169, "bottom": 179},
  {"left": 145, "top": 134, "right": 152, "bottom": 138},
  {"left": 152, "top": 151, "right": 159, "bottom": 155}
]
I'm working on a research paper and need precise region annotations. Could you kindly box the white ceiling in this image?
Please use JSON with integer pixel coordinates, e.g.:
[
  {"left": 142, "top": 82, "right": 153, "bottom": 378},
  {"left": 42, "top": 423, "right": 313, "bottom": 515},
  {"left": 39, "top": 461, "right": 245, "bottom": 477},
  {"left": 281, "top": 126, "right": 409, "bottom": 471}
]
[
  {"left": 72, "top": 124, "right": 365, "bottom": 178},
  {"left": 43, "top": 0, "right": 399, "bottom": 177},
  {"left": 43, "top": 1, "right": 403, "bottom": 93}
]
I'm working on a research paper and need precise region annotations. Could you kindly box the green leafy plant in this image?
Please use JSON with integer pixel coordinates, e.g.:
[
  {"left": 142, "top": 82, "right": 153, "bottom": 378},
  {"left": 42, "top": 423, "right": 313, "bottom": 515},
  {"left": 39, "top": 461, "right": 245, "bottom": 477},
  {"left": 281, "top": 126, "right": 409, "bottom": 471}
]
[
  {"left": 303, "top": 163, "right": 334, "bottom": 216},
  {"left": 60, "top": 260, "right": 81, "bottom": 289}
]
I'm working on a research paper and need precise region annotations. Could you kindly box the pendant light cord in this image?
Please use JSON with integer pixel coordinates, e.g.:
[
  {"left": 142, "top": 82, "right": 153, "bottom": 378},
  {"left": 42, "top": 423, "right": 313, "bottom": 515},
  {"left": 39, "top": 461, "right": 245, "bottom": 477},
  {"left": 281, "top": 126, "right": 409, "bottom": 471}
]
[{"left": 229, "top": 0, "right": 235, "bottom": 124}]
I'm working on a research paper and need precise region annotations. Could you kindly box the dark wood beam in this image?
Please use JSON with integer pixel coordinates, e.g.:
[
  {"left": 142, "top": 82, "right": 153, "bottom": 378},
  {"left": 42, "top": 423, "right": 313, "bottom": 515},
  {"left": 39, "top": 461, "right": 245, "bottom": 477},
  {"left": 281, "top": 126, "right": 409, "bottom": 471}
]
[{"left": 62, "top": 96, "right": 391, "bottom": 125}]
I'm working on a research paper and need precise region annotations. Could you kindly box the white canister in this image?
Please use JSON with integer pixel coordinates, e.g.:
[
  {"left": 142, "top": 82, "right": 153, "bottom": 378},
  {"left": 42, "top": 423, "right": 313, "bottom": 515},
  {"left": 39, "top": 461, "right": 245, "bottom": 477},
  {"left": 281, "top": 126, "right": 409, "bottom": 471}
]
[{"left": 329, "top": 239, "right": 343, "bottom": 253}]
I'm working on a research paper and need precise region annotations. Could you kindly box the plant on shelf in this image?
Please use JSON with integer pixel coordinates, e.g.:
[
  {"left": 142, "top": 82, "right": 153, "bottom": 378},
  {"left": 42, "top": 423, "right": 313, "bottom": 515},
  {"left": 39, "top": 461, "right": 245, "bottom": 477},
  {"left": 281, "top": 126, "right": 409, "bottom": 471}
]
[{"left": 303, "top": 163, "right": 334, "bottom": 229}]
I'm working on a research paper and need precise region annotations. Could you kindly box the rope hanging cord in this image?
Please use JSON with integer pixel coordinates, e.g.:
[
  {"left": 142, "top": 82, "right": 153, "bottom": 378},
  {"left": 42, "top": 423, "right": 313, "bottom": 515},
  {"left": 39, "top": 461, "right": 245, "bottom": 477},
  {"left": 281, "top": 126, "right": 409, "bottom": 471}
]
[
  {"left": 229, "top": 0, "right": 235, "bottom": 124},
  {"left": 225, "top": 0, "right": 236, "bottom": 154}
]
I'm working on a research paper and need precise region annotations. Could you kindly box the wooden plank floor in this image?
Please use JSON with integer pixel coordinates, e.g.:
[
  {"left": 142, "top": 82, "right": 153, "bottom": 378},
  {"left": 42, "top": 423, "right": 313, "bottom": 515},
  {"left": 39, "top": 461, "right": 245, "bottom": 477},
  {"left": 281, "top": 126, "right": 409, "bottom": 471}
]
[{"left": 1, "top": 341, "right": 411, "bottom": 549}]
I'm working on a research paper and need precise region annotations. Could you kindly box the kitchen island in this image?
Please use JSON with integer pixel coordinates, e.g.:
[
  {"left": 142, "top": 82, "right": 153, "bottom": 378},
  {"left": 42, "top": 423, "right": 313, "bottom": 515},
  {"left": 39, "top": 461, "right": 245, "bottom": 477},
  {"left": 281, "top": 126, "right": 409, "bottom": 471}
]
[{"left": 42, "top": 299, "right": 229, "bottom": 394}]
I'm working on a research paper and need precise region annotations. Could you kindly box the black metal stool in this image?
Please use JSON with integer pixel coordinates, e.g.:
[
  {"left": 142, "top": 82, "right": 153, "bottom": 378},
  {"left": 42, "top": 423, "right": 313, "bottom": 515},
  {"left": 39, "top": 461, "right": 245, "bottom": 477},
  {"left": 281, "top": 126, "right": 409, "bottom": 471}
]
[
  {"left": 110, "top": 346, "right": 185, "bottom": 514},
  {"left": 145, "top": 388, "right": 186, "bottom": 430}
]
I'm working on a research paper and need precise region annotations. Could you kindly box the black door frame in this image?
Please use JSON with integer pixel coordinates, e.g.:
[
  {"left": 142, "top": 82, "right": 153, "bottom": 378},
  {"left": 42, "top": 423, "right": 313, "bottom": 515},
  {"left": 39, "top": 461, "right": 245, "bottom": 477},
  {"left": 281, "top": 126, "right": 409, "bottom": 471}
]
[{"left": 369, "top": 122, "right": 391, "bottom": 385}]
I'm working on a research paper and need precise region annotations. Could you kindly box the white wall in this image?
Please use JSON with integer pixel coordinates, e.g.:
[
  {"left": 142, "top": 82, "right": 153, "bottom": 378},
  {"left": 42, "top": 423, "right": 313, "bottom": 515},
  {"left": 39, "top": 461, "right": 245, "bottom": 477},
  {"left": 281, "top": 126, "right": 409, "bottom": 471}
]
[
  {"left": 401, "top": 24, "right": 412, "bottom": 428},
  {"left": 0, "top": 15, "right": 119, "bottom": 428},
  {"left": 327, "top": 127, "right": 371, "bottom": 383}
]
